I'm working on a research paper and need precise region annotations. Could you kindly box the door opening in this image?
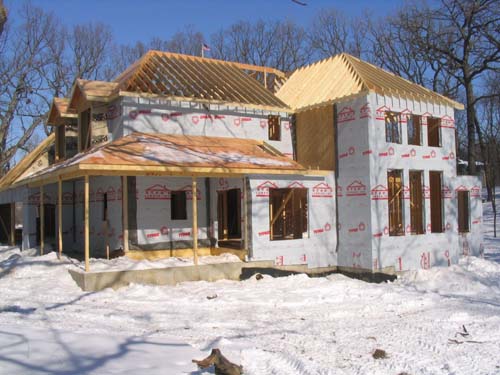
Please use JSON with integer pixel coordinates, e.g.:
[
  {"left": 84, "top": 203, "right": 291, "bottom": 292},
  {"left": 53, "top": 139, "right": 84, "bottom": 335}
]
[{"left": 217, "top": 188, "right": 241, "bottom": 246}]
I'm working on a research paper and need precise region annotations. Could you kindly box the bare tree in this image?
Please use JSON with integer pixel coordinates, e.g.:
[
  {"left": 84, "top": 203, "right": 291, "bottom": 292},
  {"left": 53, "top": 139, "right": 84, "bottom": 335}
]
[
  {"left": 0, "top": 3, "right": 59, "bottom": 173},
  {"left": 308, "top": 9, "right": 367, "bottom": 59},
  {"left": 0, "top": 0, "right": 6, "bottom": 36},
  {"left": 394, "top": 0, "right": 500, "bottom": 174},
  {"left": 210, "top": 19, "right": 310, "bottom": 72}
]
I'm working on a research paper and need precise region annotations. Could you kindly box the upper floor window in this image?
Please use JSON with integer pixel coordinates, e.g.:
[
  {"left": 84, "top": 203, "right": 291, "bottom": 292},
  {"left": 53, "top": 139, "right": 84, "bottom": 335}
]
[
  {"left": 79, "top": 108, "right": 91, "bottom": 152},
  {"left": 407, "top": 114, "right": 422, "bottom": 146},
  {"left": 269, "top": 188, "right": 307, "bottom": 240},
  {"left": 427, "top": 117, "right": 441, "bottom": 147},
  {"left": 385, "top": 112, "right": 401, "bottom": 144},
  {"left": 55, "top": 125, "right": 66, "bottom": 162},
  {"left": 268, "top": 115, "right": 281, "bottom": 141}
]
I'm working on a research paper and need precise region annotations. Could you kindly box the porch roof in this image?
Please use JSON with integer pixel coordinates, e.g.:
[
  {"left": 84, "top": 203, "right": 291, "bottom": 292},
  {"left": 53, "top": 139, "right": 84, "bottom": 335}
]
[{"left": 17, "top": 133, "right": 326, "bottom": 187}]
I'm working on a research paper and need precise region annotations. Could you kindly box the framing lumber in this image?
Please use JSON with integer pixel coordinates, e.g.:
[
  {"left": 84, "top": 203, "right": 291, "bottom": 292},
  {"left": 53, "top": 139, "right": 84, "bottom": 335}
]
[
  {"left": 58, "top": 177, "right": 62, "bottom": 258},
  {"left": 122, "top": 176, "right": 129, "bottom": 253},
  {"left": 40, "top": 185, "right": 44, "bottom": 256},
  {"left": 243, "top": 177, "right": 249, "bottom": 254},
  {"left": 9, "top": 203, "right": 15, "bottom": 246},
  {"left": 192, "top": 177, "right": 198, "bottom": 266},
  {"left": 84, "top": 175, "right": 89, "bottom": 272}
]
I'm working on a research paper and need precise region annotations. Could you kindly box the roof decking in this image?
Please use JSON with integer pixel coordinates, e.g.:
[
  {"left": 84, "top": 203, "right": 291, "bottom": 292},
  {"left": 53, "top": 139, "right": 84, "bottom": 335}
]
[
  {"left": 19, "top": 133, "right": 322, "bottom": 187},
  {"left": 276, "top": 53, "right": 464, "bottom": 111}
]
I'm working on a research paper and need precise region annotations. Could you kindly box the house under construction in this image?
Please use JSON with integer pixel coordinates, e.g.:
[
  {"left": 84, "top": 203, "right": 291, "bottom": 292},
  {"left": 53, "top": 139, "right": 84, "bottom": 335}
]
[{"left": 0, "top": 51, "right": 483, "bottom": 274}]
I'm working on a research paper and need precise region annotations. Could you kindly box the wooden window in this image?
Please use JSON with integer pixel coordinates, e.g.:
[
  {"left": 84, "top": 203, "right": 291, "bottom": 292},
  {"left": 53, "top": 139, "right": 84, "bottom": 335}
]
[
  {"left": 407, "top": 115, "right": 422, "bottom": 146},
  {"left": 429, "top": 171, "right": 443, "bottom": 233},
  {"left": 385, "top": 112, "right": 401, "bottom": 144},
  {"left": 103, "top": 193, "right": 108, "bottom": 221},
  {"left": 268, "top": 115, "right": 281, "bottom": 141},
  {"left": 427, "top": 117, "right": 441, "bottom": 147},
  {"left": 457, "top": 191, "right": 470, "bottom": 233},
  {"left": 56, "top": 125, "right": 66, "bottom": 161},
  {"left": 79, "top": 108, "right": 91, "bottom": 152},
  {"left": 171, "top": 191, "right": 187, "bottom": 220},
  {"left": 409, "top": 171, "right": 424, "bottom": 234},
  {"left": 388, "top": 170, "right": 404, "bottom": 236},
  {"left": 269, "top": 188, "right": 307, "bottom": 240}
]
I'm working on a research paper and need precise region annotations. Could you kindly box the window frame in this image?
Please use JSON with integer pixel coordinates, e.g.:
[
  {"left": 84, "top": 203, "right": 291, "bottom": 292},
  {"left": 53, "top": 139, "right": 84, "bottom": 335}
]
[
  {"left": 79, "top": 108, "right": 91, "bottom": 152},
  {"left": 388, "top": 169, "right": 405, "bottom": 236},
  {"left": 385, "top": 111, "right": 402, "bottom": 144},
  {"left": 268, "top": 115, "right": 281, "bottom": 141},
  {"left": 457, "top": 190, "right": 470, "bottom": 233},
  {"left": 409, "top": 170, "right": 425, "bottom": 234},
  {"left": 427, "top": 117, "right": 442, "bottom": 147},
  {"left": 429, "top": 171, "right": 444, "bottom": 233},
  {"left": 269, "top": 187, "right": 308, "bottom": 241},
  {"left": 171, "top": 190, "right": 187, "bottom": 221},
  {"left": 407, "top": 114, "right": 422, "bottom": 146}
]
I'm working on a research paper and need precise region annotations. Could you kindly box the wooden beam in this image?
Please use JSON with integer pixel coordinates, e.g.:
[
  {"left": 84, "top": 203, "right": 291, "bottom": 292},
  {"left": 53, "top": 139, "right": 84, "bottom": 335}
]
[
  {"left": 9, "top": 202, "right": 15, "bottom": 246},
  {"left": 243, "top": 177, "right": 249, "bottom": 256},
  {"left": 58, "top": 177, "right": 63, "bottom": 258},
  {"left": 40, "top": 185, "right": 44, "bottom": 256},
  {"left": 84, "top": 175, "right": 89, "bottom": 272},
  {"left": 192, "top": 177, "right": 198, "bottom": 266},
  {"left": 122, "top": 176, "right": 129, "bottom": 253}
]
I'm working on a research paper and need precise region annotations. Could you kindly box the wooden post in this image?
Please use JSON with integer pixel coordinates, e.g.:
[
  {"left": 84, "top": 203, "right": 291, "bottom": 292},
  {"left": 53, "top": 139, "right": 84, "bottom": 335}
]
[
  {"left": 104, "top": 220, "right": 110, "bottom": 260},
  {"left": 40, "top": 185, "right": 44, "bottom": 255},
  {"left": 243, "top": 177, "right": 249, "bottom": 256},
  {"left": 9, "top": 202, "right": 15, "bottom": 246},
  {"left": 84, "top": 175, "right": 90, "bottom": 272},
  {"left": 122, "top": 176, "right": 129, "bottom": 253},
  {"left": 192, "top": 177, "right": 198, "bottom": 265},
  {"left": 58, "top": 177, "right": 63, "bottom": 259}
]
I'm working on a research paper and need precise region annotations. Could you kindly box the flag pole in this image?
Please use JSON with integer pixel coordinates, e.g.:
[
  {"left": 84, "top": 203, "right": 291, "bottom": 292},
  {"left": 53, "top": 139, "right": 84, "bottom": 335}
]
[{"left": 201, "top": 44, "right": 204, "bottom": 58}]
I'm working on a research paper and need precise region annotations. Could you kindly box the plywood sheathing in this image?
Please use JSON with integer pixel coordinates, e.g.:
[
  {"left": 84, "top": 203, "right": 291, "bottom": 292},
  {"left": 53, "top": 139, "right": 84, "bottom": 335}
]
[
  {"left": 68, "top": 79, "right": 120, "bottom": 111},
  {"left": 0, "top": 133, "right": 55, "bottom": 190},
  {"left": 47, "top": 98, "right": 77, "bottom": 126},
  {"left": 276, "top": 53, "right": 464, "bottom": 111},
  {"left": 295, "top": 105, "right": 335, "bottom": 170},
  {"left": 113, "top": 50, "right": 289, "bottom": 110},
  {"left": 15, "top": 133, "right": 327, "bottom": 188}
]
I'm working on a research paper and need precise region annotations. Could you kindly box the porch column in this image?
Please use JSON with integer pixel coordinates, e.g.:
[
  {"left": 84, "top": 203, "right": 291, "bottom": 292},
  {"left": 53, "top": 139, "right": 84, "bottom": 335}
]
[
  {"left": 58, "top": 177, "right": 63, "bottom": 259},
  {"left": 40, "top": 185, "right": 44, "bottom": 255},
  {"left": 192, "top": 177, "right": 198, "bottom": 265},
  {"left": 9, "top": 202, "right": 15, "bottom": 246},
  {"left": 84, "top": 175, "right": 90, "bottom": 272},
  {"left": 122, "top": 176, "right": 129, "bottom": 253},
  {"left": 243, "top": 177, "right": 249, "bottom": 255}
]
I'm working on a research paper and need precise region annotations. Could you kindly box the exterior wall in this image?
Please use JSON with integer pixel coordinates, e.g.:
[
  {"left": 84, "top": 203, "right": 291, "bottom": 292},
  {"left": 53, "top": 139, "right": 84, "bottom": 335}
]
[
  {"left": 134, "top": 176, "right": 209, "bottom": 249},
  {"left": 118, "top": 96, "right": 294, "bottom": 158},
  {"left": 249, "top": 173, "right": 337, "bottom": 268},
  {"left": 335, "top": 92, "right": 483, "bottom": 273},
  {"left": 335, "top": 96, "right": 373, "bottom": 270}
]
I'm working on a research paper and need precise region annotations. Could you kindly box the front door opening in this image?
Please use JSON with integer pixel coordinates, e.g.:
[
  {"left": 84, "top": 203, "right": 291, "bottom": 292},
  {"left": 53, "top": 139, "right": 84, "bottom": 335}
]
[{"left": 217, "top": 189, "right": 241, "bottom": 246}]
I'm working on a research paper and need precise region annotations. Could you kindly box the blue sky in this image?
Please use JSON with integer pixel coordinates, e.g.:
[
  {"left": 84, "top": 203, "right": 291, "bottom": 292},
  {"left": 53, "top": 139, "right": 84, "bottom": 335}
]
[{"left": 6, "top": 0, "right": 405, "bottom": 45}]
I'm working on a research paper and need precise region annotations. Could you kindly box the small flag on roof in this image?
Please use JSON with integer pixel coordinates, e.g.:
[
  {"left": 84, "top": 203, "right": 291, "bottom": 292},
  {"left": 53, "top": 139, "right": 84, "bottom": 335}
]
[{"left": 202, "top": 43, "right": 210, "bottom": 51}]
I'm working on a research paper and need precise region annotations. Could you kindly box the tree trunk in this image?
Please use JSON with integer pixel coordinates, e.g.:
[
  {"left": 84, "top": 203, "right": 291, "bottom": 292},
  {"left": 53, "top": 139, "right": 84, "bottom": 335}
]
[
  {"left": 0, "top": 0, "right": 6, "bottom": 36},
  {"left": 193, "top": 349, "right": 243, "bottom": 375},
  {"left": 465, "top": 79, "right": 477, "bottom": 175}
]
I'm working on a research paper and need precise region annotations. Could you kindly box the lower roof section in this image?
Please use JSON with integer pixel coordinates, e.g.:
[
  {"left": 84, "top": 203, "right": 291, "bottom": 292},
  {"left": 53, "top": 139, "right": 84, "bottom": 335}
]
[{"left": 20, "top": 133, "right": 329, "bottom": 187}]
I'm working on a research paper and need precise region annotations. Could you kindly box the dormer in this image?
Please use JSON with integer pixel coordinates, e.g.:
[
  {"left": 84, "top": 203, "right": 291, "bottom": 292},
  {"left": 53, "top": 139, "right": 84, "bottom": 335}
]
[
  {"left": 67, "top": 79, "right": 119, "bottom": 152},
  {"left": 47, "top": 98, "right": 78, "bottom": 163}
]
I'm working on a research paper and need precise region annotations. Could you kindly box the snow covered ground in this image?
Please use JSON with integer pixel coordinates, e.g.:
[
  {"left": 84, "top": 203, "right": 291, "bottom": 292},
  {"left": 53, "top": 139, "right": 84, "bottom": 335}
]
[{"left": 0, "top": 201, "right": 499, "bottom": 374}]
